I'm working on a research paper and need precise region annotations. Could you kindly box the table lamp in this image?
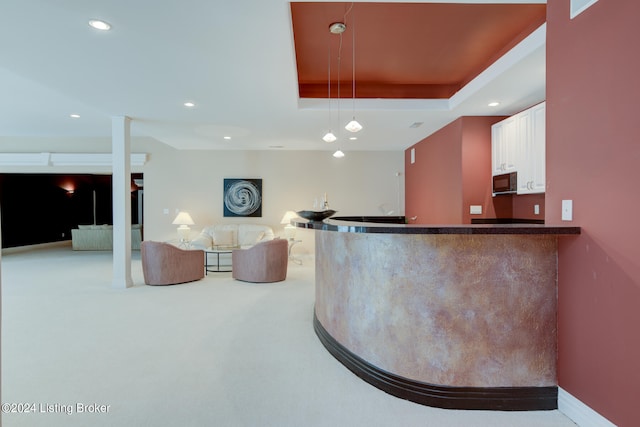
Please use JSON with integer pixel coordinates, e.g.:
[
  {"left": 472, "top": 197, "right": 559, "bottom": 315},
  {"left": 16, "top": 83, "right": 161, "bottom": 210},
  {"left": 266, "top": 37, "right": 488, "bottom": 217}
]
[
  {"left": 280, "top": 211, "right": 299, "bottom": 240},
  {"left": 172, "top": 211, "right": 195, "bottom": 243}
]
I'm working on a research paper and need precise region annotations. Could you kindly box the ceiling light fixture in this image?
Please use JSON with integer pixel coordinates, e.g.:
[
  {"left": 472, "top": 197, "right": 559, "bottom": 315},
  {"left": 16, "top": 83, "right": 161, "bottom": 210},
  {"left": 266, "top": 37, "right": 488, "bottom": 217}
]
[
  {"left": 488, "top": 101, "right": 500, "bottom": 107},
  {"left": 88, "top": 19, "right": 111, "bottom": 31},
  {"left": 345, "top": 3, "right": 362, "bottom": 133},
  {"left": 327, "top": 21, "right": 348, "bottom": 157},
  {"left": 69, "top": 114, "right": 80, "bottom": 119},
  {"left": 322, "top": 43, "right": 337, "bottom": 143},
  {"left": 223, "top": 136, "right": 231, "bottom": 140},
  {"left": 322, "top": 132, "right": 337, "bottom": 143},
  {"left": 184, "top": 102, "right": 195, "bottom": 107},
  {"left": 329, "top": 22, "right": 346, "bottom": 34}
]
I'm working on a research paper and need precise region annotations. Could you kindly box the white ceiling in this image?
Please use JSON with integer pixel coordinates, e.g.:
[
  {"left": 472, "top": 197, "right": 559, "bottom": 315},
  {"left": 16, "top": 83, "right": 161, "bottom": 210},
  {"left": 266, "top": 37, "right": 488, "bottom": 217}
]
[{"left": 0, "top": 0, "right": 546, "bottom": 153}]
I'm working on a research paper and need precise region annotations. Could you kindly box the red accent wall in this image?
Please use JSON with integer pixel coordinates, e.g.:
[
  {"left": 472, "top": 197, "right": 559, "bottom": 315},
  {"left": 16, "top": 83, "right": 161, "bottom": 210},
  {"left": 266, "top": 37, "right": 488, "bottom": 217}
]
[
  {"left": 405, "top": 119, "right": 462, "bottom": 224},
  {"left": 547, "top": 1, "right": 640, "bottom": 425},
  {"left": 461, "top": 117, "right": 503, "bottom": 224},
  {"left": 513, "top": 193, "right": 546, "bottom": 220},
  {"left": 405, "top": 116, "right": 509, "bottom": 224}
]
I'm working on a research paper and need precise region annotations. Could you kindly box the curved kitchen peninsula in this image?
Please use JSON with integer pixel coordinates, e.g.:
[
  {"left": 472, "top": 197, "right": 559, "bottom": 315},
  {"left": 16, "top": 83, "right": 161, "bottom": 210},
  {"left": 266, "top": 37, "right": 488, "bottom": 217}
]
[{"left": 294, "top": 219, "right": 580, "bottom": 411}]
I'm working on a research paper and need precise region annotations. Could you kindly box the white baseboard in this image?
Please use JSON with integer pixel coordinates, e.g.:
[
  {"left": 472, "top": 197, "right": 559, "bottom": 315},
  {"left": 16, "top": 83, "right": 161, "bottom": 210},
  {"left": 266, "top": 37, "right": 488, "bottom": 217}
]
[
  {"left": 558, "top": 387, "right": 617, "bottom": 427},
  {"left": 2, "top": 240, "right": 71, "bottom": 254}
]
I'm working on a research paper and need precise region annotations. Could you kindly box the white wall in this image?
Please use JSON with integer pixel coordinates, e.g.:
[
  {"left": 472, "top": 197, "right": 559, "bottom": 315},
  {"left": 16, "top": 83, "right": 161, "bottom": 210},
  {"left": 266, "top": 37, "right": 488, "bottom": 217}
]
[
  {"left": 144, "top": 143, "right": 405, "bottom": 257},
  {"left": 0, "top": 137, "right": 405, "bottom": 257}
]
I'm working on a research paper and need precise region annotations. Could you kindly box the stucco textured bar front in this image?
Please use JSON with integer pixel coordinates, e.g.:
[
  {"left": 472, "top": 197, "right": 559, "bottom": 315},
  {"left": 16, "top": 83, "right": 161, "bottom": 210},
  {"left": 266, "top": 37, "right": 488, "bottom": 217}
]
[{"left": 315, "top": 231, "right": 558, "bottom": 388}]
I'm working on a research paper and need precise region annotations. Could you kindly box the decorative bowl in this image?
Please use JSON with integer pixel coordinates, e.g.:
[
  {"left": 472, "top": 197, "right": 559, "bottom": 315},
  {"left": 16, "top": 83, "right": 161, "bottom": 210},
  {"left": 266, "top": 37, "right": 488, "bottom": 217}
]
[{"left": 296, "top": 210, "right": 336, "bottom": 222}]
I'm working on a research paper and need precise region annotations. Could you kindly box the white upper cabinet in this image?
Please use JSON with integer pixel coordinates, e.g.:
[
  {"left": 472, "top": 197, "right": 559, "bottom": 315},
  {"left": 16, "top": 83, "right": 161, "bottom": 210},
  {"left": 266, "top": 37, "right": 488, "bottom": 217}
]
[
  {"left": 517, "top": 102, "right": 546, "bottom": 194},
  {"left": 491, "top": 116, "right": 518, "bottom": 175},
  {"left": 491, "top": 102, "right": 546, "bottom": 194}
]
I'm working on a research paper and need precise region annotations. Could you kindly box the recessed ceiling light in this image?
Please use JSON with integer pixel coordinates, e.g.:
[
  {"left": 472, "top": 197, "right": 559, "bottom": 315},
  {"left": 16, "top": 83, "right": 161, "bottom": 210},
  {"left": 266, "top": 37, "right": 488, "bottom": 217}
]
[
  {"left": 88, "top": 19, "right": 111, "bottom": 31},
  {"left": 183, "top": 102, "right": 195, "bottom": 108},
  {"left": 223, "top": 136, "right": 231, "bottom": 140},
  {"left": 70, "top": 114, "right": 80, "bottom": 119},
  {"left": 488, "top": 101, "right": 500, "bottom": 107},
  {"left": 349, "top": 137, "right": 357, "bottom": 141}
]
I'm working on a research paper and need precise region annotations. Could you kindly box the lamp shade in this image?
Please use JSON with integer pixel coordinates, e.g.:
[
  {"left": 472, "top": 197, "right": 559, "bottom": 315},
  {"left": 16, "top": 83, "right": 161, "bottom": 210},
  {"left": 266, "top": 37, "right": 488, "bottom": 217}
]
[
  {"left": 281, "top": 210, "right": 299, "bottom": 240},
  {"left": 345, "top": 118, "right": 362, "bottom": 133},
  {"left": 280, "top": 211, "right": 299, "bottom": 224},
  {"left": 172, "top": 211, "right": 194, "bottom": 226},
  {"left": 322, "top": 131, "right": 337, "bottom": 143}
]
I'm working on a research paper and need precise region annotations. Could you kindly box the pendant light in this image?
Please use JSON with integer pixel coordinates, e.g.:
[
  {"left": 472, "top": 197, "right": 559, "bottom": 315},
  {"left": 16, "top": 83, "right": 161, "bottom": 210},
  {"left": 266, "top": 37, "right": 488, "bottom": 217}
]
[
  {"left": 345, "top": 4, "right": 362, "bottom": 133},
  {"left": 322, "top": 43, "right": 337, "bottom": 143},
  {"left": 322, "top": 132, "right": 337, "bottom": 143},
  {"left": 326, "top": 21, "right": 348, "bottom": 158},
  {"left": 325, "top": 22, "right": 346, "bottom": 155}
]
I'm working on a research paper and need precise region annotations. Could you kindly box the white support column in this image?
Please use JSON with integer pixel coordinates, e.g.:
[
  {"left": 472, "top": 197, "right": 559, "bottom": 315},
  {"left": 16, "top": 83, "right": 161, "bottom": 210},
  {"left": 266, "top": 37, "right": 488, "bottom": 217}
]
[
  {"left": 0, "top": 207, "right": 3, "bottom": 420},
  {"left": 112, "top": 116, "right": 133, "bottom": 289}
]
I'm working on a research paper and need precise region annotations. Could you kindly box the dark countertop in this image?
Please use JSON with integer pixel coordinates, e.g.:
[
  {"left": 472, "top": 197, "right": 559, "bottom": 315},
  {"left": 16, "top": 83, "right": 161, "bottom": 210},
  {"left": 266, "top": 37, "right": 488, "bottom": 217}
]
[{"left": 293, "top": 219, "right": 580, "bottom": 235}]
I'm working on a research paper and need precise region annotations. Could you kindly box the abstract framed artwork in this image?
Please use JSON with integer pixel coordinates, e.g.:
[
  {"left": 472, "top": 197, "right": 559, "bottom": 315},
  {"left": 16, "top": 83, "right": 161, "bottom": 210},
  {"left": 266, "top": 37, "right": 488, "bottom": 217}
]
[{"left": 223, "top": 178, "right": 262, "bottom": 217}]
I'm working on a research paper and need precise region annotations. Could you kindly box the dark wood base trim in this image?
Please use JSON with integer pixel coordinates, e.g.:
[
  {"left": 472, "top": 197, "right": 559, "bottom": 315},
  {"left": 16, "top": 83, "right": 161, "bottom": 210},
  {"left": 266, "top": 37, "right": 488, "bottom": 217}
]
[{"left": 313, "top": 312, "right": 557, "bottom": 411}]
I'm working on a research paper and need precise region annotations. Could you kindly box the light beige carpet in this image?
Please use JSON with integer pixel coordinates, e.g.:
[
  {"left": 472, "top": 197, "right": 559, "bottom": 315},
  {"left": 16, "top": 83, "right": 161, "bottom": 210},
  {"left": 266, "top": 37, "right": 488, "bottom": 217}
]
[{"left": 1, "top": 244, "right": 577, "bottom": 427}]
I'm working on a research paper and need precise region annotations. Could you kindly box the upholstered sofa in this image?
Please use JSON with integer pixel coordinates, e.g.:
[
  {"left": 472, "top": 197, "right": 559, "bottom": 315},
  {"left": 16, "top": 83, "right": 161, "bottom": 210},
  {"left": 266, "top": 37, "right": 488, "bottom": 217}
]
[
  {"left": 190, "top": 224, "right": 274, "bottom": 250},
  {"left": 71, "top": 224, "right": 142, "bottom": 250}
]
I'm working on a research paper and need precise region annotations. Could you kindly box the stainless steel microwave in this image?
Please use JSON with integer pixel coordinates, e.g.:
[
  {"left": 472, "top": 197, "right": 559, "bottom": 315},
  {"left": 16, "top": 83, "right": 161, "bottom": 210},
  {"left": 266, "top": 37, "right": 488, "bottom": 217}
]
[{"left": 493, "top": 172, "right": 517, "bottom": 195}]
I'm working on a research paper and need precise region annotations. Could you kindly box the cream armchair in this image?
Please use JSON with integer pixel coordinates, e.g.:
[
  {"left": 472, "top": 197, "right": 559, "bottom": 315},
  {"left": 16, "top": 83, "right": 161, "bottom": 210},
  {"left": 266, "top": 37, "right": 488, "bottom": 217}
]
[{"left": 231, "top": 239, "right": 288, "bottom": 283}]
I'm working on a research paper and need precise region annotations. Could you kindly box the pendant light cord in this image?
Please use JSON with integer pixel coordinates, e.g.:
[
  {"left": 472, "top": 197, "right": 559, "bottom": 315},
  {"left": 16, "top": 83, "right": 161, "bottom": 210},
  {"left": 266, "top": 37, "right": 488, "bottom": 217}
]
[
  {"left": 327, "top": 44, "right": 331, "bottom": 125},
  {"left": 351, "top": 4, "right": 356, "bottom": 115},
  {"left": 337, "top": 31, "right": 342, "bottom": 128},
  {"left": 341, "top": 2, "right": 356, "bottom": 118}
]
